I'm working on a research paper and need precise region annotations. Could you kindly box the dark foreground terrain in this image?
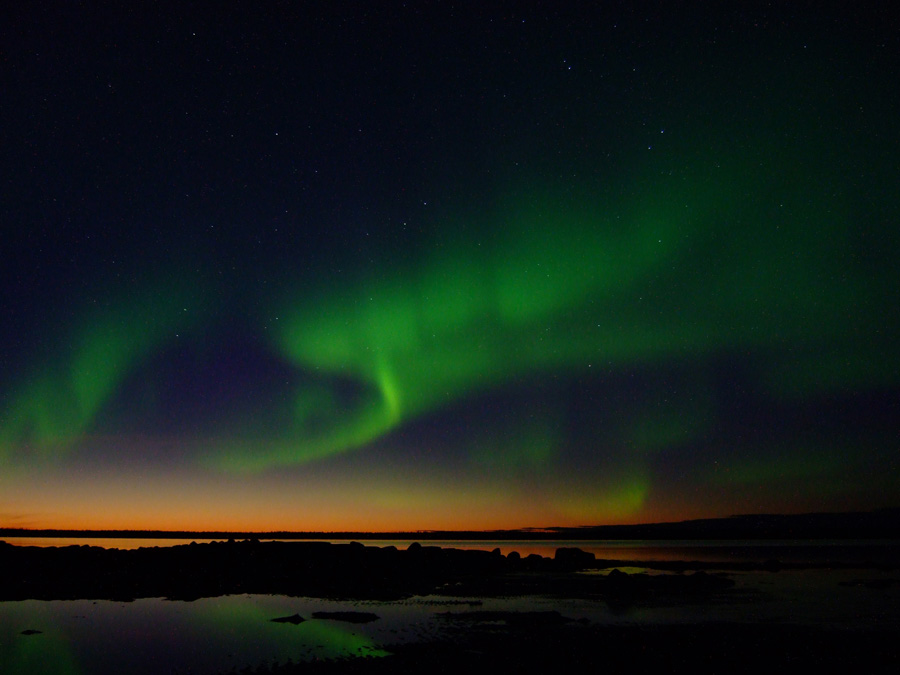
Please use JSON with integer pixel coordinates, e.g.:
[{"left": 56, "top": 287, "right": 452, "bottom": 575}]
[
  {"left": 3, "top": 539, "right": 899, "bottom": 673},
  {"left": 0, "top": 539, "right": 745, "bottom": 602},
  {"left": 237, "top": 623, "right": 898, "bottom": 675}
]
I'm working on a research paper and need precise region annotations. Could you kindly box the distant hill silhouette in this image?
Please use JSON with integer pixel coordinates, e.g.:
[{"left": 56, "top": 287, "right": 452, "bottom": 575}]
[{"left": 2, "top": 508, "right": 898, "bottom": 541}]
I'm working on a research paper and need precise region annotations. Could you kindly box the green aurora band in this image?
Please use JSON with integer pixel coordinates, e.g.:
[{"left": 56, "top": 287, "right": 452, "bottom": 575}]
[
  {"left": 1, "top": 128, "right": 897, "bottom": 518},
  {"left": 0, "top": 276, "right": 211, "bottom": 463},
  {"left": 215, "top": 150, "right": 896, "bottom": 475}
]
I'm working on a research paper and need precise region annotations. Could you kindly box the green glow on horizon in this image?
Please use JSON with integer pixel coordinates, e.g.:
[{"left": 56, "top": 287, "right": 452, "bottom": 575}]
[
  {"left": 712, "top": 452, "right": 841, "bottom": 488},
  {"left": 556, "top": 473, "right": 650, "bottom": 521}
]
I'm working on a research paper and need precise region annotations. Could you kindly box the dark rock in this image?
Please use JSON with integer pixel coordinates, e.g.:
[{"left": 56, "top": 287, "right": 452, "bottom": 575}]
[
  {"left": 554, "top": 547, "right": 596, "bottom": 570},
  {"left": 311, "top": 611, "right": 380, "bottom": 623},
  {"left": 20, "top": 629, "right": 42, "bottom": 635},
  {"left": 839, "top": 578, "right": 896, "bottom": 590},
  {"left": 271, "top": 614, "right": 305, "bottom": 624},
  {"left": 0, "top": 539, "right": 743, "bottom": 603},
  {"left": 437, "top": 610, "right": 572, "bottom": 627}
]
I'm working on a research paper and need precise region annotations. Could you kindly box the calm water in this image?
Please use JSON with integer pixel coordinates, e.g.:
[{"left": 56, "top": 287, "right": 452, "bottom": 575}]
[{"left": 2, "top": 540, "right": 899, "bottom": 675}]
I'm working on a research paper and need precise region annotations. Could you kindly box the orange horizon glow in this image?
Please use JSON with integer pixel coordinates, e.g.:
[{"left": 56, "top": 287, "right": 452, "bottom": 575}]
[
  {"left": 3, "top": 449, "right": 887, "bottom": 535},
  {"left": 4, "top": 475, "right": 881, "bottom": 534},
  {"left": 1, "top": 508, "right": 698, "bottom": 535},
  {"left": 1, "top": 486, "right": 710, "bottom": 534},
  {"left": 0, "top": 498, "right": 822, "bottom": 535}
]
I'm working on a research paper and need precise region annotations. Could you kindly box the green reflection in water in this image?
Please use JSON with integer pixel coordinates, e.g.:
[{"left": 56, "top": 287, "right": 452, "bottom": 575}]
[
  {"left": 0, "top": 604, "right": 81, "bottom": 675},
  {"left": 5, "top": 635, "right": 80, "bottom": 675},
  {"left": 187, "top": 596, "right": 390, "bottom": 664}
]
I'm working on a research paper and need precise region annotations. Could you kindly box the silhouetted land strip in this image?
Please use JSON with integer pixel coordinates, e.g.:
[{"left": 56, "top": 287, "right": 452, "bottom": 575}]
[
  {"left": 0, "top": 539, "right": 751, "bottom": 602},
  {"left": 3, "top": 538, "right": 898, "bottom": 603},
  {"left": 3, "top": 507, "right": 899, "bottom": 542}
]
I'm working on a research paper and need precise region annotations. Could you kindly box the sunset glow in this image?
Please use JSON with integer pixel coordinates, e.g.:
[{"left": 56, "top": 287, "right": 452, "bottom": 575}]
[{"left": 1, "top": 4, "right": 897, "bottom": 533}]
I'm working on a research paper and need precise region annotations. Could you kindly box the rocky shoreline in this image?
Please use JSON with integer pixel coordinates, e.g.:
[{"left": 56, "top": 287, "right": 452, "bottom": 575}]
[
  {"left": 4, "top": 539, "right": 899, "bottom": 673},
  {"left": 0, "top": 539, "right": 744, "bottom": 602}
]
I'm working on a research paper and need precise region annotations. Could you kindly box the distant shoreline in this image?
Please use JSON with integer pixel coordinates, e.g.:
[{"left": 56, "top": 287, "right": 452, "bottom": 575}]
[{"left": 3, "top": 508, "right": 898, "bottom": 541}]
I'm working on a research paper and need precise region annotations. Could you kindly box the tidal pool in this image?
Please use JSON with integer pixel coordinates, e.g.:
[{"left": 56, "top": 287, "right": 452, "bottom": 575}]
[{"left": 2, "top": 558, "right": 897, "bottom": 674}]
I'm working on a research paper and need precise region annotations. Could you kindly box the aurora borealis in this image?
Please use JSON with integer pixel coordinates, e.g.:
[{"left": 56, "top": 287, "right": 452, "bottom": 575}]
[{"left": 1, "top": 3, "right": 898, "bottom": 532}]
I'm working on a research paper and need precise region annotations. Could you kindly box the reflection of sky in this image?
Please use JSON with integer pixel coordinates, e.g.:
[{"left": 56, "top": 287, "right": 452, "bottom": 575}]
[
  {"left": 1, "top": 4, "right": 898, "bottom": 531},
  {"left": 2, "top": 561, "right": 898, "bottom": 674},
  {"left": 0, "top": 597, "right": 392, "bottom": 675}
]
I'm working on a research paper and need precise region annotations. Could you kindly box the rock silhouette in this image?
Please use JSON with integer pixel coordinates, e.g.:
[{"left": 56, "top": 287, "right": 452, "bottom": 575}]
[
  {"left": 0, "top": 539, "right": 736, "bottom": 602},
  {"left": 311, "top": 611, "right": 380, "bottom": 623}
]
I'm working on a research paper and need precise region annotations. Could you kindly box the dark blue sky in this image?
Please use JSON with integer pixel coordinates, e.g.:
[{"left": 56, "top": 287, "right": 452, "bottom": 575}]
[{"left": 1, "top": 2, "right": 898, "bottom": 531}]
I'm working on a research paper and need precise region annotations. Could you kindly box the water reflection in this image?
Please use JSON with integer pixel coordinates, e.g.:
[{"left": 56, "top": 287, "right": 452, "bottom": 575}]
[
  {"left": 2, "top": 604, "right": 80, "bottom": 675},
  {"left": 0, "top": 596, "right": 392, "bottom": 675},
  {"left": 1, "top": 541, "right": 898, "bottom": 674}
]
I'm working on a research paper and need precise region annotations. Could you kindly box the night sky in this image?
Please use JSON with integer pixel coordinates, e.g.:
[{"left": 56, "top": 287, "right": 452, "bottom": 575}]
[{"left": 2, "top": 2, "right": 898, "bottom": 532}]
